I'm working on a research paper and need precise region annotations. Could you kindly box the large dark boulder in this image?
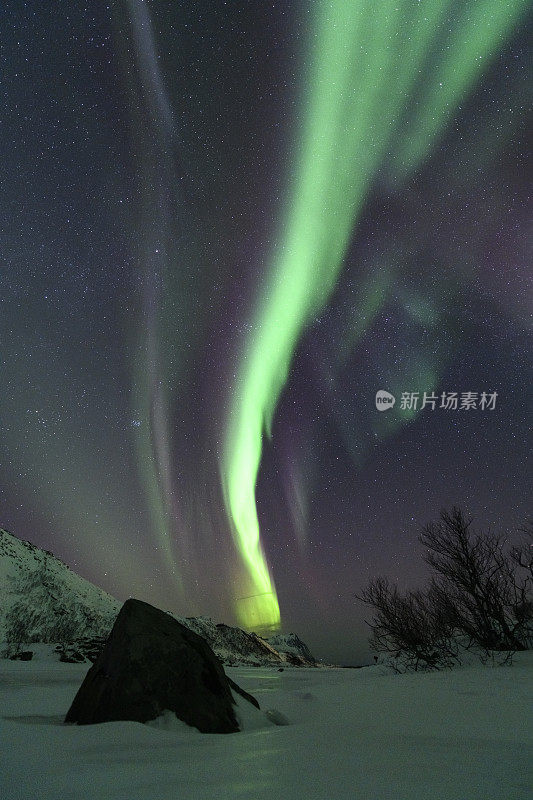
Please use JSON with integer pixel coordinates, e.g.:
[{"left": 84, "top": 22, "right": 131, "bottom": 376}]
[{"left": 64, "top": 599, "right": 258, "bottom": 733}]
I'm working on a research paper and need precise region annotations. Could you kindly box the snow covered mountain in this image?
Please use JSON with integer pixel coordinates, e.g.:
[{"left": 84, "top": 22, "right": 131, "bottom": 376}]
[
  {"left": 174, "top": 616, "right": 314, "bottom": 667},
  {"left": 266, "top": 633, "right": 316, "bottom": 664},
  {"left": 0, "top": 528, "right": 315, "bottom": 666},
  {"left": 0, "top": 528, "right": 121, "bottom": 645}
]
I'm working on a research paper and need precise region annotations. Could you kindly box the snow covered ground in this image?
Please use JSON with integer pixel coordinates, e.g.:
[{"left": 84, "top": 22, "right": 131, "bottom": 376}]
[{"left": 1, "top": 654, "right": 531, "bottom": 800}]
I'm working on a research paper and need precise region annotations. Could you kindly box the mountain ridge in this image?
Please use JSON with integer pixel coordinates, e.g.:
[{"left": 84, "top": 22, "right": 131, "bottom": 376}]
[{"left": 0, "top": 528, "right": 315, "bottom": 666}]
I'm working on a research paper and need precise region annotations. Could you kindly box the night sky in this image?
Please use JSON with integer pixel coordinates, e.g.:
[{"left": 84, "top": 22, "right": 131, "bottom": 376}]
[{"left": 1, "top": 1, "right": 531, "bottom": 664}]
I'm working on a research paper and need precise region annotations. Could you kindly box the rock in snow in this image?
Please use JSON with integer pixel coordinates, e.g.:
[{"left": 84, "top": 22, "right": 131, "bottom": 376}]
[{"left": 65, "top": 598, "right": 259, "bottom": 733}]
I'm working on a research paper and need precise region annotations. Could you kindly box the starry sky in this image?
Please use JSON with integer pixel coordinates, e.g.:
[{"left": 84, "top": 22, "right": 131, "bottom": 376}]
[{"left": 1, "top": 1, "right": 531, "bottom": 664}]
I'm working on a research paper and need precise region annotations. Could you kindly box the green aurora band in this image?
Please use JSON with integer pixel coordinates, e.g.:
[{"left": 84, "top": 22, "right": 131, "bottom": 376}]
[{"left": 221, "top": 0, "right": 529, "bottom": 631}]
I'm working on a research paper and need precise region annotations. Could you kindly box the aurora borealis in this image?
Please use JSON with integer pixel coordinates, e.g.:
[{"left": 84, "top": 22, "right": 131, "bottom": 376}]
[
  {"left": 220, "top": 0, "right": 530, "bottom": 630},
  {"left": 1, "top": 1, "right": 531, "bottom": 661}
]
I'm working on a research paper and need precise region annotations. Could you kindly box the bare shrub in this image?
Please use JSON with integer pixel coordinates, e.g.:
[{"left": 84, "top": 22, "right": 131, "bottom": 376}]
[{"left": 358, "top": 508, "right": 532, "bottom": 670}]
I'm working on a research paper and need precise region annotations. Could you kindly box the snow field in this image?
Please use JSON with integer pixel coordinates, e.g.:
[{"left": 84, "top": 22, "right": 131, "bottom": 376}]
[{"left": 0, "top": 654, "right": 531, "bottom": 800}]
